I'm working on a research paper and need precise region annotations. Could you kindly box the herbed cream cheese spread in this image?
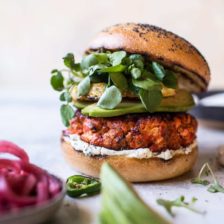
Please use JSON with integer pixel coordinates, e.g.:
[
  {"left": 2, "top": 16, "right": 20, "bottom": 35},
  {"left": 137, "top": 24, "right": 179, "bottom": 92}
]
[{"left": 64, "top": 134, "right": 196, "bottom": 160}]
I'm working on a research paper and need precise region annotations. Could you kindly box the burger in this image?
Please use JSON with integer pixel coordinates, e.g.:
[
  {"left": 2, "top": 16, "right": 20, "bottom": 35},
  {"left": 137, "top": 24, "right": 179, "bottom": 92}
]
[{"left": 50, "top": 23, "right": 210, "bottom": 182}]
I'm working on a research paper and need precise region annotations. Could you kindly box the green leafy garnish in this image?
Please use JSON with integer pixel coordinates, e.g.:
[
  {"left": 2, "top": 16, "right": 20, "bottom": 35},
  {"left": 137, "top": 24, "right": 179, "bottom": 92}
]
[
  {"left": 50, "top": 51, "right": 179, "bottom": 125},
  {"left": 129, "top": 54, "right": 144, "bottom": 70},
  {"left": 88, "top": 64, "right": 106, "bottom": 76},
  {"left": 110, "top": 72, "right": 128, "bottom": 90},
  {"left": 191, "top": 178, "right": 210, "bottom": 186},
  {"left": 60, "top": 104, "right": 75, "bottom": 127},
  {"left": 131, "top": 67, "right": 141, "bottom": 79},
  {"left": 191, "top": 163, "right": 211, "bottom": 186},
  {"left": 207, "top": 181, "right": 224, "bottom": 193},
  {"left": 50, "top": 70, "right": 64, "bottom": 91},
  {"left": 139, "top": 89, "right": 162, "bottom": 113},
  {"left": 132, "top": 78, "right": 161, "bottom": 90},
  {"left": 97, "top": 86, "right": 122, "bottom": 109},
  {"left": 152, "top": 62, "right": 166, "bottom": 81},
  {"left": 162, "top": 70, "right": 177, "bottom": 89},
  {"left": 100, "top": 64, "right": 126, "bottom": 73},
  {"left": 109, "top": 51, "right": 126, "bottom": 66},
  {"left": 60, "top": 92, "right": 72, "bottom": 102},
  {"left": 77, "top": 76, "right": 91, "bottom": 96},
  {"left": 94, "top": 53, "right": 109, "bottom": 64},
  {"left": 157, "top": 196, "right": 204, "bottom": 217},
  {"left": 63, "top": 53, "right": 75, "bottom": 69},
  {"left": 81, "top": 54, "right": 98, "bottom": 71},
  {"left": 192, "top": 162, "right": 224, "bottom": 193}
]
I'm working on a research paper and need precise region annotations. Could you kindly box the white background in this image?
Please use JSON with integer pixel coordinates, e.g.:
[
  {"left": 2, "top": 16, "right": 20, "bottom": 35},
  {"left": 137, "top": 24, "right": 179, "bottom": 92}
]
[{"left": 0, "top": 0, "right": 224, "bottom": 91}]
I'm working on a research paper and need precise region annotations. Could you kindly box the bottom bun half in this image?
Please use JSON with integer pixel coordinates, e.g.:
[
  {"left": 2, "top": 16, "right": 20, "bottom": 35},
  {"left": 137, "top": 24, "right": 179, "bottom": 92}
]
[{"left": 61, "top": 139, "right": 198, "bottom": 182}]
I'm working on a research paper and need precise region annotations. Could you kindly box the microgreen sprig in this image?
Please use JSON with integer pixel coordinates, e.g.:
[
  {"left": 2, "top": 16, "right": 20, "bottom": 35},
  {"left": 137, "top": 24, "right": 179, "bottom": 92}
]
[
  {"left": 191, "top": 162, "right": 224, "bottom": 193},
  {"left": 157, "top": 196, "right": 205, "bottom": 217}
]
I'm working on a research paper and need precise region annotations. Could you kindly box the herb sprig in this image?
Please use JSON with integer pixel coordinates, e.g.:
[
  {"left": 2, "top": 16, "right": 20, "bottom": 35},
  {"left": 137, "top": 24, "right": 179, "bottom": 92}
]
[
  {"left": 191, "top": 162, "right": 224, "bottom": 193},
  {"left": 50, "top": 51, "right": 177, "bottom": 126},
  {"left": 157, "top": 196, "right": 205, "bottom": 217}
]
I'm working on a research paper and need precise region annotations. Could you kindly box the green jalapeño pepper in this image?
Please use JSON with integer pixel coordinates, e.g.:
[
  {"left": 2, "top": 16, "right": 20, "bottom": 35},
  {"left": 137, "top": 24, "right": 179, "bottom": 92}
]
[{"left": 66, "top": 175, "right": 101, "bottom": 197}]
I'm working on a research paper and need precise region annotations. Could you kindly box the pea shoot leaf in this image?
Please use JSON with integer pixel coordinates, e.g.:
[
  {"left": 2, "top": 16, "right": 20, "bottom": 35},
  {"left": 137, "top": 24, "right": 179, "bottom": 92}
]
[
  {"left": 157, "top": 196, "right": 204, "bottom": 217},
  {"left": 81, "top": 54, "right": 98, "bottom": 70},
  {"left": 97, "top": 86, "right": 122, "bottom": 109},
  {"left": 100, "top": 64, "right": 126, "bottom": 73},
  {"left": 191, "top": 178, "right": 210, "bottom": 186},
  {"left": 163, "top": 70, "right": 177, "bottom": 89},
  {"left": 192, "top": 162, "right": 224, "bottom": 193},
  {"left": 132, "top": 78, "right": 161, "bottom": 90},
  {"left": 139, "top": 88, "right": 162, "bottom": 112},
  {"left": 94, "top": 53, "right": 109, "bottom": 64},
  {"left": 60, "top": 104, "right": 75, "bottom": 127},
  {"left": 50, "top": 69, "right": 64, "bottom": 91},
  {"left": 77, "top": 76, "right": 91, "bottom": 96},
  {"left": 207, "top": 181, "right": 224, "bottom": 193},
  {"left": 129, "top": 54, "right": 144, "bottom": 61},
  {"left": 109, "top": 51, "right": 126, "bottom": 66},
  {"left": 131, "top": 68, "right": 141, "bottom": 79},
  {"left": 60, "top": 92, "right": 72, "bottom": 102},
  {"left": 110, "top": 73, "right": 128, "bottom": 90},
  {"left": 63, "top": 53, "right": 80, "bottom": 70},
  {"left": 152, "top": 62, "right": 166, "bottom": 81},
  {"left": 89, "top": 64, "right": 107, "bottom": 76}
]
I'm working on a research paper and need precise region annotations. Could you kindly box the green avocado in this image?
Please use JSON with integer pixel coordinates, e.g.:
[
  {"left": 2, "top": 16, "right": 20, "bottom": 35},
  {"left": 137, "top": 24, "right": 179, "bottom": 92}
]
[
  {"left": 73, "top": 100, "right": 92, "bottom": 109},
  {"left": 74, "top": 89, "right": 195, "bottom": 117}
]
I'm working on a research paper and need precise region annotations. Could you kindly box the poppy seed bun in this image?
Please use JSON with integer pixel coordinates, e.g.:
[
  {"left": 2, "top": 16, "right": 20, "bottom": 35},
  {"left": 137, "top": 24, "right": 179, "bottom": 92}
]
[
  {"left": 61, "top": 138, "right": 198, "bottom": 182},
  {"left": 87, "top": 23, "right": 210, "bottom": 92}
]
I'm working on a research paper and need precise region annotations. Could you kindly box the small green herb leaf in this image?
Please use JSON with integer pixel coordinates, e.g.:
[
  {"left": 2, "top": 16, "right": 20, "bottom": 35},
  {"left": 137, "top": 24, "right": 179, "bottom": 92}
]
[
  {"left": 63, "top": 53, "right": 78, "bottom": 70},
  {"left": 93, "top": 53, "right": 109, "bottom": 64},
  {"left": 191, "top": 178, "right": 210, "bottom": 186},
  {"left": 207, "top": 181, "right": 224, "bottom": 193},
  {"left": 97, "top": 86, "right": 122, "bottom": 109},
  {"left": 139, "top": 88, "right": 162, "bottom": 112},
  {"left": 77, "top": 76, "right": 91, "bottom": 96},
  {"left": 50, "top": 70, "right": 64, "bottom": 91},
  {"left": 110, "top": 73, "right": 128, "bottom": 91},
  {"left": 132, "top": 78, "right": 161, "bottom": 90},
  {"left": 157, "top": 196, "right": 204, "bottom": 217},
  {"left": 81, "top": 54, "right": 98, "bottom": 70},
  {"left": 60, "top": 104, "right": 75, "bottom": 127},
  {"left": 152, "top": 62, "right": 166, "bottom": 81},
  {"left": 163, "top": 70, "right": 177, "bottom": 89},
  {"left": 109, "top": 51, "right": 126, "bottom": 66},
  {"left": 129, "top": 54, "right": 144, "bottom": 70},
  {"left": 191, "top": 163, "right": 212, "bottom": 186},
  {"left": 89, "top": 64, "right": 107, "bottom": 76},
  {"left": 59, "top": 92, "right": 66, "bottom": 101},
  {"left": 192, "top": 162, "right": 224, "bottom": 193},
  {"left": 100, "top": 65, "right": 126, "bottom": 73},
  {"left": 131, "top": 68, "right": 141, "bottom": 79},
  {"left": 129, "top": 54, "right": 144, "bottom": 62},
  {"left": 60, "top": 92, "right": 72, "bottom": 102}
]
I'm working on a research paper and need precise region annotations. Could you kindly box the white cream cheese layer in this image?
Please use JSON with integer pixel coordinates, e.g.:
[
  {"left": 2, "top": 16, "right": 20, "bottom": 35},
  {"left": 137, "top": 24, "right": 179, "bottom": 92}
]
[{"left": 64, "top": 134, "right": 196, "bottom": 160}]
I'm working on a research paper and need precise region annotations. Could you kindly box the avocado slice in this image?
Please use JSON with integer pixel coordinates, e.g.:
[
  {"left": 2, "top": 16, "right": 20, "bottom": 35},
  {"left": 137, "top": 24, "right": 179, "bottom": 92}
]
[
  {"left": 79, "top": 89, "right": 195, "bottom": 117},
  {"left": 73, "top": 100, "right": 91, "bottom": 109},
  {"left": 100, "top": 163, "right": 170, "bottom": 224}
]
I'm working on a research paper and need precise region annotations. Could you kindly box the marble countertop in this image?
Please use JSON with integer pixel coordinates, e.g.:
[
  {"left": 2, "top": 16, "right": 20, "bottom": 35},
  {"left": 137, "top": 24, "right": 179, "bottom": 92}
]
[{"left": 0, "top": 90, "right": 224, "bottom": 224}]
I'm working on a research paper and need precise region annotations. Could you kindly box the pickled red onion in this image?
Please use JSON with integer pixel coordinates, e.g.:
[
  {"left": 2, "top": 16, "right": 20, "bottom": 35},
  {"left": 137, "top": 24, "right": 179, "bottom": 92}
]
[{"left": 0, "top": 141, "right": 62, "bottom": 214}]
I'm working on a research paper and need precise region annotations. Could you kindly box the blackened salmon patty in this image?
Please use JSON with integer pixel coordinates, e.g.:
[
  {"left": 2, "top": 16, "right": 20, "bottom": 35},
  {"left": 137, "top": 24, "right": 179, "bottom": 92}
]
[{"left": 68, "top": 111, "right": 197, "bottom": 152}]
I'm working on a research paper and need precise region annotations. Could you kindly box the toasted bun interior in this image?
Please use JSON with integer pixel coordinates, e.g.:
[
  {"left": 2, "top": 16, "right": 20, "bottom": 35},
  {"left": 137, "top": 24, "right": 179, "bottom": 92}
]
[
  {"left": 87, "top": 23, "right": 210, "bottom": 92},
  {"left": 61, "top": 139, "right": 198, "bottom": 182}
]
